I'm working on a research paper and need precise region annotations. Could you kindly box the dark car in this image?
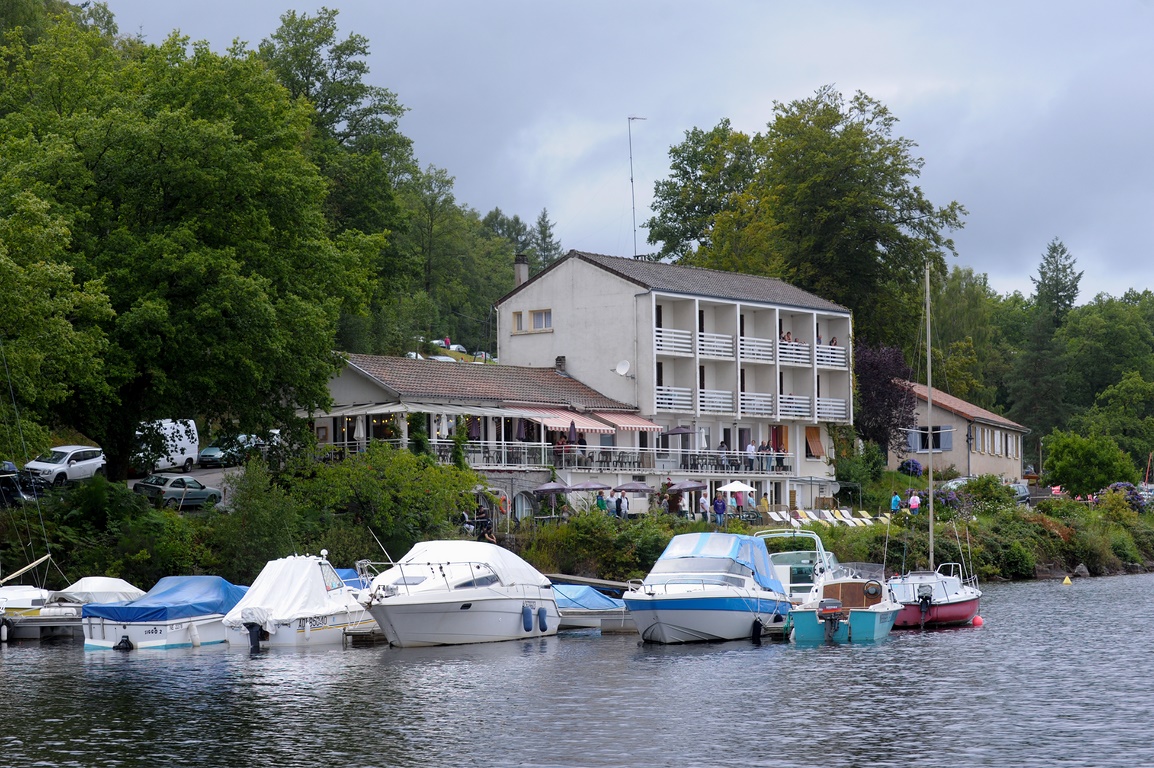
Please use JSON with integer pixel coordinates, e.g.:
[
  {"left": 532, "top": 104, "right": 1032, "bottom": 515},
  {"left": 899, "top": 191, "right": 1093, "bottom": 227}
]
[
  {"left": 1008, "top": 482, "right": 1030, "bottom": 506},
  {"left": 133, "top": 474, "right": 222, "bottom": 509}
]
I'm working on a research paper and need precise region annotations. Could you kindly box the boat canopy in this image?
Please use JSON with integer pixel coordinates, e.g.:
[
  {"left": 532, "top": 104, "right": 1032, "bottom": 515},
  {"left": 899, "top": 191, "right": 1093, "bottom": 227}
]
[
  {"left": 389, "top": 540, "right": 552, "bottom": 588},
  {"left": 82, "top": 576, "right": 247, "bottom": 622},
  {"left": 47, "top": 577, "right": 144, "bottom": 606},
  {"left": 335, "top": 567, "right": 369, "bottom": 590},
  {"left": 222, "top": 555, "right": 360, "bottom": 633},
  {"left": 552, "top": 584, "right": 625, "bottom": 611},
  {"left": 654, "top": 533, "right": 785, "bottom": 593}
]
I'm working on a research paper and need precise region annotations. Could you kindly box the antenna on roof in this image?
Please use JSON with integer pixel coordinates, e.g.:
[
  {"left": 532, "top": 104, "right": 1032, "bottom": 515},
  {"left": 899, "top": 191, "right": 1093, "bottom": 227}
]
[{"left": 628, "top": 116, "right": 647, "bottom": 259}]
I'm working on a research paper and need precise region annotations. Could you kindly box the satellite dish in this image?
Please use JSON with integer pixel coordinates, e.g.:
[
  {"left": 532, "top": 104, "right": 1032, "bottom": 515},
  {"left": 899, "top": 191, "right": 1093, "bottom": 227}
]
[
  {"left": 614, "top": 360, "right": 631, "bottom": 376},
  {"left": 830, "top": 482, "right": 841, "bottom": 495}
]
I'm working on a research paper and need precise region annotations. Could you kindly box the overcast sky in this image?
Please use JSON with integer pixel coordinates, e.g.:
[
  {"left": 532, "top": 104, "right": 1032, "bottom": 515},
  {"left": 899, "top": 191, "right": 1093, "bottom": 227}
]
[{"left": 103, "top": 1, "right": 1154, "bottom": 303}]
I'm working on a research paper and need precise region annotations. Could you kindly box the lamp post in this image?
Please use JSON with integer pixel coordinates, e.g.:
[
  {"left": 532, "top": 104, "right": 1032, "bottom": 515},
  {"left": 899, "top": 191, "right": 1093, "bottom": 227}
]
[{"left": 628, "top": 116, "right": 646, "bottom": 259}]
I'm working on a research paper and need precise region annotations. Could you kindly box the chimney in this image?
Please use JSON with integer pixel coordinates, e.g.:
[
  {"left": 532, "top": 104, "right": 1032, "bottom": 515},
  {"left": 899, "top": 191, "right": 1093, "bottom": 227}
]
[
  {"left": 555, "top": 355, "right": 567, "bottom": 373},
  {"left": 514, "top": 253, "right": 530, "bottom": 287}
]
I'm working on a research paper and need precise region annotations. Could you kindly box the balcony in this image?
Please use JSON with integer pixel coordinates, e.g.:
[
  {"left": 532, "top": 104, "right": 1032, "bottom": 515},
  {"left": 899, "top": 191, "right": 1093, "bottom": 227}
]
[
  {"left": 739, "top": 391, "right": 774, "bottom": 416},
  {"left": 815, "top": 344, "right": 848, "bottom": 369},
  {"left": 779, "top": 394, "right": 812, "bottom": 419},
  {"left": 738, "top": 335, "right": 775, "bottom": 362},
  {"left": 655, "top": 327, "right": 693, "bottom": 356},
  {"left": 698, "top": 388, "right": 735, "bottom": 414},
  {"left": 779, "top": 341, "right": 811, "bottom": 366},
  {"left": 816, "top": 397, "right": 849, "bottom": 421},
  {"left": 697, "top": 331, "right": 734, "bottom": 359},
  {"left": 656, "top": 385, "right": 693, "bottom": 412}
]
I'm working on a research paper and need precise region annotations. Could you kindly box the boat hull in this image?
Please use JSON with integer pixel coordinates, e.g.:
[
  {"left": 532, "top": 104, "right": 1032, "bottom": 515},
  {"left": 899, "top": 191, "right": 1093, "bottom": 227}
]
[
  {"left": 225, "top": 611, "right": 378, "bottom": 647},
  {"left": 893, "top": 597, "right": 981, "bottom": 629},
  {"left": 623, "top": 591, "right": 791, "bottom": 644},
  {"left": 889, "top": 567, "right": 982, "bottom": 629},
  {"left": 791, "top": 603, "right": 900, "bottom": 643},
  {"left": 367, "top": 589, "right": 559, "bottom": 647},
  {"left": 83, "top": 614, "right": 228, "bottom": 650}
]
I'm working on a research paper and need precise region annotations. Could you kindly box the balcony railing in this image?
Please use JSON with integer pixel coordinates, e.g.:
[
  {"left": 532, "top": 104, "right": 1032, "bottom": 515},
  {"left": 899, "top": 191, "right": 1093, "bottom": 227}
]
[
  {"left": 815, "top": 344, "right": 848, "bottom": 368},
  {"left": 697, "top": 331, "right": 734, "bottom": 359},
  {"left": 655, "top": 327, "right": 693, "bottom": 356},
  {"left": 779, "top": 394, "right": 812, "bottom": 419},
  {"left": 778, "top": 341, "right": 811, "bottom": 366},
  {"left": 739, "top": 391, "right": 774, "bottom": 416},
  {"left": 816, "top": 397, "right": 849, "bottom": 421},
  {"left": 738, "top": 335, "right": 775, "bottom": 362},
  {"left": 656, "top": 385, "right": 693, "bottom": 412},
  {"left": 698, "top": 388, "right": 735, "bottom": 414}
]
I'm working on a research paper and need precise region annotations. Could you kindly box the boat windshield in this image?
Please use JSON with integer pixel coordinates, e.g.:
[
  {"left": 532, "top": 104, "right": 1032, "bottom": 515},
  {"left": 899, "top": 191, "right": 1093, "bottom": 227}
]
[
  {"left": 319, "top": 562, "right": 345, "bottom": 592},
  {"left": 648, "top": 556, "right": 751, "bottom": 578},
  {"left": 768, "top": 550, "right": 820, "bottom": 566}
]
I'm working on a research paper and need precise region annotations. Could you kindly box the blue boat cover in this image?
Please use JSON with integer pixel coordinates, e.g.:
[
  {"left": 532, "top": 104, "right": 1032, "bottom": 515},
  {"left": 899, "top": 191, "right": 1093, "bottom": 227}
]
[
  {"left": 82, "top": 575, "right": 248, "bottom": 622},
  {"left": 656, "top": 533, "right": 786, "bottom": 593},
  {"left": 552, "top": 584, "right": 625, "bottom": 611},
  {"left": 334, "top": 567, "right": 369, "bottom": 590}
]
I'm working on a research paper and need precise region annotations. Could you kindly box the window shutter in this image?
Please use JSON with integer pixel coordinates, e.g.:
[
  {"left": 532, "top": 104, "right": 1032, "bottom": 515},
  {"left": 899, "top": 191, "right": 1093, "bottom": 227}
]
[{"left": 941, "top": 428, "right": 953, "bottom": 451}]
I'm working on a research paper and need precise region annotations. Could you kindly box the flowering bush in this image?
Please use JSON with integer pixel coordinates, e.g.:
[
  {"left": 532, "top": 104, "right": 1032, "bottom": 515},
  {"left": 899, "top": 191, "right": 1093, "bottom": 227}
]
[
  {"left": 1102, "top": 482, "right": 1146, "bottom": 514},
  {"left": 898, "top": 458, "right": 923, "bottom": 477}
]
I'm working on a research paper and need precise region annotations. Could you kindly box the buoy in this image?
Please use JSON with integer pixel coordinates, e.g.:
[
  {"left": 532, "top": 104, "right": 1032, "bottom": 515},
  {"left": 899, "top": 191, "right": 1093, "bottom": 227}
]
[
  {"left": 1062, "top": 576, "right": 1072, "bottom": 585},
  {"left": 972, "top": 615, "right": 985, "bottom": 627}
]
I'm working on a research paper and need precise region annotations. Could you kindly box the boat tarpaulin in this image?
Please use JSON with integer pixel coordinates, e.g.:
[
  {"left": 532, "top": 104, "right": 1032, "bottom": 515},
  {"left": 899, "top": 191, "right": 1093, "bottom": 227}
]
[
  {"left": 552, "top": 584, "right": 625, "bottom": 611},
  {"left": 222, "top": 555, "right": 362, "bottom": 634},
  {"left": 653, "top": 533, "right": 786, "bottom": 593},
  {"left": 82, "top": 576, "right": 247, "bottom": 622},
  {"left": 48, "top": 577, "right": 144, "bottom": 606}
]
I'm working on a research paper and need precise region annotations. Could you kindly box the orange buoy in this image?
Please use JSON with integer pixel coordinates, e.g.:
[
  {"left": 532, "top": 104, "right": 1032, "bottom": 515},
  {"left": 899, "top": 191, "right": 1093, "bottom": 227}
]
[{"left": 972, "top": 615, "right": 985, "bottom": 627}]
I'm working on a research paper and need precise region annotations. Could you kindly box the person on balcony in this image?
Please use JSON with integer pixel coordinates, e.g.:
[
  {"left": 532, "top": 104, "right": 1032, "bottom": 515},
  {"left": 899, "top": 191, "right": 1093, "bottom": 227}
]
[
  {"left": 757, "top": 440, "right": 770, "bottom": 471},
  {"left": 717, "top": 440, "right": 729, "bottom": 469},
  {"left": 830, "top": 336, "right": 838, "bottom": 346},
  {"left": 745, "top": 440, "right": 756, "bottom": 471},
  {"left": 816, "top": 333, "right": 823, "bottom": 345}
]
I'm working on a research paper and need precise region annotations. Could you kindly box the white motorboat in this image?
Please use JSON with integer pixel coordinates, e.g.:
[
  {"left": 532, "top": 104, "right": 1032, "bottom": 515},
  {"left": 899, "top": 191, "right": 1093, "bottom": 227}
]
[
  {"left": 889, "top": 564, "right": 982, "bottom": 629},
  {"left": 82, "top": 575, "right": 247, "bottom": 651},
  {"left": 0, "top": 584, "right": 52, "bottom": 640},
  {"left": 622, "top": 532, "right": 791, "bottom": 644},
  {"left": 759, "top": 528, "right": 840, "bottom": 604},
  {"left": 223, "top": 552, "right": 376, "bottom": 648},
  {"left": 360, "top": 540, "right": 559, "bottom": 647}
]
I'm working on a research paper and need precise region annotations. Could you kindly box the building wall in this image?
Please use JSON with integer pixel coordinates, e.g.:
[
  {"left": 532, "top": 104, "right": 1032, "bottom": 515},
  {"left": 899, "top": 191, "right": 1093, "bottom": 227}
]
[{"left": 888, "top": 401, "right": 1026, "bottom": 481}]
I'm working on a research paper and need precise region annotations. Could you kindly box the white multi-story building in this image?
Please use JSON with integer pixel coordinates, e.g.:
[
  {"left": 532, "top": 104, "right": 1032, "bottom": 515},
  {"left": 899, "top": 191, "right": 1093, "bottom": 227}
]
[{"left": 496, "top": 251, "right": 854, "bottom": 510}]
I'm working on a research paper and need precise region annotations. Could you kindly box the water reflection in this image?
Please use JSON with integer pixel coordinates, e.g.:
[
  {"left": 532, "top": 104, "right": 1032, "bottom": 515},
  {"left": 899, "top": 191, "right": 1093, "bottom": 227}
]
[{"left": 4, "top": 575, "right": 1154, "bottom": 766}]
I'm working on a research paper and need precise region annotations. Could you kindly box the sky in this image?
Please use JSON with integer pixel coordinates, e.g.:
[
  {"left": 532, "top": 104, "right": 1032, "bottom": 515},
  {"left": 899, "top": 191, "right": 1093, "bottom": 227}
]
[{"left": 102, "top": 1, "right": 1154, "bottom": 303}]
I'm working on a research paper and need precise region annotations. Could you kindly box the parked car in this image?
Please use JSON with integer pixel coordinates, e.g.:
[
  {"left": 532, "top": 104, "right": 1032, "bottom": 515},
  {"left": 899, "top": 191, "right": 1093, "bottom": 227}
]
[
  {"left": 404, "top": 351, "right": 424, "bottom": 360},
  {"left": 428, "top": 355, "right": 457, "bottom": 362},
  {"left": 430, "top": 339, "right": 447, "bottom": 348},
  {"left": 938, "top": 476, "right": 976, "bottom": 492},
  {"left": 0, "top": 472, "right": 33, "bottom": 507},
  {"left": 473, "top": 351, "right": 496, "bottom": 362},
  {"left": 23, "top": 445, "right": 106, "bottom": 486},
  {"left": 1008, "top": 482, "right": 1030, "bottom": 506},
  {"left": 449, "top": 343, "right": 468, "bottom": 353},
  {"left": 198, "top": 434, "right": 259, "bottom": 468},
  {"left": 130, "top": 419, "right": 199, "bottom": 475},
  {"left": 133, "top": 474, "right": 221, "bottom": 508}
]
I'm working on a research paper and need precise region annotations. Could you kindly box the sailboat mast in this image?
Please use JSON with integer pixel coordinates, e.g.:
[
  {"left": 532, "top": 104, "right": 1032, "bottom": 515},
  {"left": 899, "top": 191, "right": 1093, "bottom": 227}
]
[{"left": 925, "top": 262, "right": 934, "bottom": 571}]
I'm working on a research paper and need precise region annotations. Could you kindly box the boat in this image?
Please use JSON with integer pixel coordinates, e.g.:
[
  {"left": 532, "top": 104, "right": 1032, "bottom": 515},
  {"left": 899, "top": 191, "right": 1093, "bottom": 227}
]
[
  {"left": 0, "top": 553, "right": 53, "bottom": 640},
  {"left": 359, "top": 540, "right": 560, "bottom": 647},
  {"left": 887, "top": 264, "right": 982, "bottom": 628},
  {"left": 82, "top": 575, "right": 248, "bottom": 650},
  {"left": 222, "top": 552, "right": 377, "bottom": 648},
  {"left": 622, "top": 532, "right": 791, "bottom": 644},
  {"left": 889, "top": 563, "right": 982, "bottom": 629},
  {"left": 788, "top": 562, "right": 902, "bottom": 643},
  {"left": 758, "top": 528, "right": 840, "bottom": 604},
  {"left": 553, "top": 583, "right": 630, "bottom": 631}
]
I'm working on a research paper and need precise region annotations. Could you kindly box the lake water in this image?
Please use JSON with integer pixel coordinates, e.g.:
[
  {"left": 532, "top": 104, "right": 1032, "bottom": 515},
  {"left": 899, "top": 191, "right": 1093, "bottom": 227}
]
[{"left": 3, "top": 574, "right": 1152, "bottom": 768}]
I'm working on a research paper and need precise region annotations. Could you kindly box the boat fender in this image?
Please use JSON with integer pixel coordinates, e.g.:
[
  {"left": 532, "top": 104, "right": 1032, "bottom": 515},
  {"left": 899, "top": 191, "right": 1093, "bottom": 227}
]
[
  {"left": 244, "top": 622, "right": 262, "bottom": 651},
  {"left": 522, "top": 604, "right": 533, "bottom": 632},
  {"left": 304, "top": 620, "right": 311, "bottom": 642},
  {"left": 751, "top": 618, "right": 763, "bottom": 645},
  {"left": 113, "top": 635, "right": 134, "bottom": 652},
  {"left": 189, "top": 621, "right": 201, "bottom": 648},
  {"left": 0, "top": 617, "right": 10, "bottom": 643},
  {"left": 537, "top": 606, "right": 548, "bottom": 632},
  {"left": 864, "top": 580, "right": 883, "bottom": 598}
]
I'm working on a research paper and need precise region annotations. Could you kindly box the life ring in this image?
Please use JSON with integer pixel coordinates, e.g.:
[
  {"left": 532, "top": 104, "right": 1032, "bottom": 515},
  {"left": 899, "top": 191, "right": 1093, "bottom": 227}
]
[{"left": 863, "top": 580, "right": 883, "bottom": 598}]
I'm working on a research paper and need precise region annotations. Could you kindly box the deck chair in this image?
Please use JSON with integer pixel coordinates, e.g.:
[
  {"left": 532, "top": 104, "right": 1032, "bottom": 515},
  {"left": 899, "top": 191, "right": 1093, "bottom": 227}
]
[
  {"left": 850, "top": 510, "right": 873, "bottom": 526},
  {"left": 798, "top": 510, "right": 829, "bottom": 527},
  {"left": 833, "top": 510, "right": 862, "bottom": 527}
]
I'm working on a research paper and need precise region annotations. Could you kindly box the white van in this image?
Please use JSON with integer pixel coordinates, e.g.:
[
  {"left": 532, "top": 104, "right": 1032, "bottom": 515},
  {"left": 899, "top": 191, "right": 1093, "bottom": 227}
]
[{"left": 131, "top": 420, "right": 199, "bottom": 474}]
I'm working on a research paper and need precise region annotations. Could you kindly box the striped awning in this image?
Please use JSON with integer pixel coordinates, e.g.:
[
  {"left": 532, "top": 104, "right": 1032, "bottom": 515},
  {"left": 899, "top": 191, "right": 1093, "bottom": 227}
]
[
  {"left": 523, "top": 408, "right": 616, "bottom": 434},
  {"left": 592, "top": 412, "right": 663, "bottom": 432}
]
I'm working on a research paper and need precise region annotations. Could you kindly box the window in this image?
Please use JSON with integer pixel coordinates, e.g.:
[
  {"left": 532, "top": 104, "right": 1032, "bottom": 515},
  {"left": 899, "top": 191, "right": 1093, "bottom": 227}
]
[
  {"left": 656, "top": 304, "right": 663, "bottom": 329},
  {"left": 805, "top": 426, "right": 825, "bottom": 459},
  {"left": 699, "top": 365, "right": 706, "bottom": 389},
  {"left": 513, "top": 312, "right": 523, "bottom": 332},
  {"left": 656, "top": 362, "right": 664, "bottom": 387},
  {"left": 531, "top": 309, "right": 551, "bottom": 330},
  {"left": 909, "top": 426, "right": 953, "bottom": 452}
]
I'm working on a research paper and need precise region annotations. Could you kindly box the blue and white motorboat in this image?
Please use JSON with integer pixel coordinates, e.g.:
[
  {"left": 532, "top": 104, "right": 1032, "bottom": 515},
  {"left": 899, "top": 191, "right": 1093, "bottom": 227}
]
[
  {"left": 622, "top": 532, "right": 791, "bottom": 644},
  {"left": 82, "top": 575, "right": 247, "bottom": 651},
  {"left": 787, "top": 562, "right": 901, "bottom": 644}
]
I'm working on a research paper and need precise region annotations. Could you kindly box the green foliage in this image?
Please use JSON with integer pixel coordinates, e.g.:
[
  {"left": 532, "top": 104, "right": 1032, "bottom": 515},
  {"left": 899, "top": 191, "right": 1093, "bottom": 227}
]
[{"left": 1043, "top": 430, "right": 1138, "bottom": 497}]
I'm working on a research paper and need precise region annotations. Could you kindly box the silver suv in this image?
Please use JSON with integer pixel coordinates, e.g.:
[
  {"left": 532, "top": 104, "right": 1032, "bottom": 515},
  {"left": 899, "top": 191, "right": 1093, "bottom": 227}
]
[{"left": 23, "top": 445, "right": 106, "bottom": 486}]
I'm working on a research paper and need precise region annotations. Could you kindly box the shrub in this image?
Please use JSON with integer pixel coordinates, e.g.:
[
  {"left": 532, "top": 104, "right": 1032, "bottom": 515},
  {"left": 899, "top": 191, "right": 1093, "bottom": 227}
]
[
  {"left": 898, "top": 458, "right": 923, "bottom": 477},
  {"left": 1102, "top": 482, "right": 1146, "bottom": 514}
]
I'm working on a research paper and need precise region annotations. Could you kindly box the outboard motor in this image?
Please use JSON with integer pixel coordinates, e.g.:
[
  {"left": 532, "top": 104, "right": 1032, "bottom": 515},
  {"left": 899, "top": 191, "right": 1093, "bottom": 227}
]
[
  {"left": 817, "top": 598, "right": 844, "bottom": 643},
  {"left": 244, "top": 622, "right": 263, "bottom": 651},
  {"left": 917, "top": 583, "right": 934, "bottom": 627},
  {"left": 113, "top": 635, "right": 134, "bottom": 651}
]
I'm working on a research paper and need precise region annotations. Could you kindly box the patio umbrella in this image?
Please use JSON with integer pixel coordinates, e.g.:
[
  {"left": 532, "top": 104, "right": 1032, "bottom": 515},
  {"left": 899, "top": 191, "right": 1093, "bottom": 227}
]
[
  {"left": 467, "top": 416, "right": 480, "bottom": 440},
  {"left": 717, "top": 480, "right": 755, "bottom": 493},
  {"left": 533, "top": 481, "right": 571, "bottom": 494},
  {"left": 568, "top": 480, "right": 611, "bottom": 492},
  {"left": 662, "top": 425, "right": 693, "bottom": 436},
  {"left": 667, "top": 479, "right": 707, "bottom": 493},
  {"left": 568, "top": 420, "right": 578, "bottom": 443},
  {"left": 613, "top": 481, "right": 656, "bottom": 493},
  {"left": 515, "top": 418, "right": 526, "bottom": 441}
]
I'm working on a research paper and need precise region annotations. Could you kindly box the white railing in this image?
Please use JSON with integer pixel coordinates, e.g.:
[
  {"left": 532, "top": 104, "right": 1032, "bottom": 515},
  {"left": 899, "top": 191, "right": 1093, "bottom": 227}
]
[
  {"left": 739, "top": 391, "right": 774, "bottom": 416},
  {"left": 815, "top": 345, "right": 848, "bottom": 368},
  {"left": 778, "top": 342, "right": 811, "bottom": 366},
  {"left": 655, "top": 327, "right": 693, "bottom": 356},
  {"left": 697, "top": 332, "right": 734, "bottom": 359},
  {"left": 816, "top": 397, "right": 849, "bottom": 421},
  {"left": 655, "top": 385, "right": 693, "bottom": 412},
  {"left": 738, "top": 335, "right": 775, "bottom": 362},
  {"left": 779, "top": 395, "right": 812, "bottom": 419},
  {"left": 698, "top": 389, "right": 735, "bottom": 414}
]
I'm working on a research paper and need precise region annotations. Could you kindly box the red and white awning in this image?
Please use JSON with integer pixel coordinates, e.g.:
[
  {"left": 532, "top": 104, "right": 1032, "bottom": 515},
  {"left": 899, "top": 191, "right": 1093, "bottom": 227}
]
[
  {"left": 522, "top": 408, "right": 616, "bottom": 434},
  {"left": 591, "top": 412, "right": 663, "bottom": 432}
]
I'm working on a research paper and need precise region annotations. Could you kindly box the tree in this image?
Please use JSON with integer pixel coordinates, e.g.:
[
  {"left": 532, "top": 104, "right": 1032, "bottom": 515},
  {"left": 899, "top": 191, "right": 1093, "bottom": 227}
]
[
  {"left": 1, "top": 18, "right": 369, "bottom": 478},
  {"left": 853, "top": 345, "right": 916, "bottom": 455},
  {"left": 1032, "top": 237, "right": 1082, "bottom": 327},
  {"left": 1069, "top": 371, "right": 1154, "bottom": 474},
  {"left": 531, "top": 208, "right": 563, "bottom": 271},
  {"left": 1058, "top": 294, "right": 1154, "bottom": 412},
  {"left": 1043, "top": 430, "right": 1137, "bottom": 497}
]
